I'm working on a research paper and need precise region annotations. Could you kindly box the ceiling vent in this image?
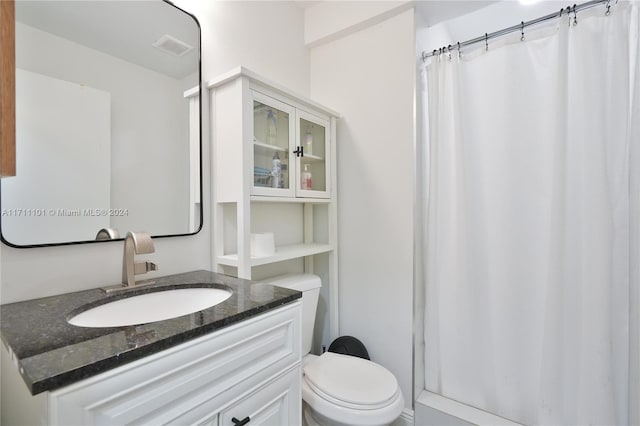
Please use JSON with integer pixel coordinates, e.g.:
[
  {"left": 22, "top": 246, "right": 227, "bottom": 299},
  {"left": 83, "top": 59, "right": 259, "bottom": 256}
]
[{"left": 152, "top": 34, "right": 194, "bottom": 57}]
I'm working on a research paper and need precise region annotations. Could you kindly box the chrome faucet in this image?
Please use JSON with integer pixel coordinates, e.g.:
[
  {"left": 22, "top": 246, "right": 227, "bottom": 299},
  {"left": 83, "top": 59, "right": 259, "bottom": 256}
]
[{"left": 122, "top": 231, "right": 157, "bottom": 287}]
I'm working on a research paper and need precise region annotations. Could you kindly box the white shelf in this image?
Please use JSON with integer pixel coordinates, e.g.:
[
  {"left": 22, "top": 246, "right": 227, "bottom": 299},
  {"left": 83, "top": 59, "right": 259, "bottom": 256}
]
[
  {"left": 217, "top": 243, "right": 333, "bottom": 267},
  {"left": 253, "top": 139, "right": 287, "bottom": 152},
  {"left": 250, "top": 196, "right": 330, "bottom": 204},
  {"left": 302, "top": 153, "right": 324, "bottom": 162}
]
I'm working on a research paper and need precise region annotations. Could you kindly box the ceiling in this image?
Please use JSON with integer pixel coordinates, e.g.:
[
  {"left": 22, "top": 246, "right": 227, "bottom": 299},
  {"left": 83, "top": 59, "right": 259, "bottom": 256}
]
[
  {"left": 15, "top": 1, "right": 199, "bottom": 80},
  {"left": 415, "top": 1, "right": 499, "bottom": 27},
  {"left": 294, "top": 0, "right": 499, "bottom": 27}
]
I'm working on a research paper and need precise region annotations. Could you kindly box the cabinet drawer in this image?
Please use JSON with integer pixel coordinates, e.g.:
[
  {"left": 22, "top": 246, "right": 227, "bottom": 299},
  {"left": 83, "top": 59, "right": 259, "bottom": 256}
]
[
  {"left": 220, "top": 366, "right": 301, "bottom": 426},
  {"left": 48, "top": 302, "right": 301, "bottom": 425}
]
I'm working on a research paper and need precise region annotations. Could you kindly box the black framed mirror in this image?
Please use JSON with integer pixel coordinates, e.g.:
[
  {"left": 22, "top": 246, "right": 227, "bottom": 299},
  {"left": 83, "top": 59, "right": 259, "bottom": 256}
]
[{"left": 1, "top": 0, "right": 202, "bottom": 248}]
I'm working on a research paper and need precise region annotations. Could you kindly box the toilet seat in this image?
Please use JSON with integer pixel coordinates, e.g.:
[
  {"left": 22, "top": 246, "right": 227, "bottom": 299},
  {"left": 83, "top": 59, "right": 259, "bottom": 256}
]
[
  {"left": 302, "top": 352, "right": 404, "bottom": 425},
  {"left": 304, "top": 352, "right": 399, "bottom": 409}
]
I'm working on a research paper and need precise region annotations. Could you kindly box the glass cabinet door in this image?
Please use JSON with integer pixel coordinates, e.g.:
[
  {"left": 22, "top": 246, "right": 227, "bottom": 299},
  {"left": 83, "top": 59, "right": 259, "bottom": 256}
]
[
  {"left": 296, "top": 111, "right": 330, "bottom": 198},
  {"left": 252, "top": 92, "right": 295, "bottom": 197}
]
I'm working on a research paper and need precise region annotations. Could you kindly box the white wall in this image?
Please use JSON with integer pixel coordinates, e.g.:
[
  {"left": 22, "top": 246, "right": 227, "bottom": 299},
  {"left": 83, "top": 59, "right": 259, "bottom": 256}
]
[
  {"left": 304, "top": 1, "right": 412, "bottom": 47},
  {"left": 3, "top": 69, "right": 111, "bottom": 245},
  {"left": 309, "top": 7, "right": 416, "bottom": 413},
  {"left": 174, "top": 0, "right": 309, "bottom": 96},
  {"left": 0, "top": 1, "right": 309, "bottom": 303}
]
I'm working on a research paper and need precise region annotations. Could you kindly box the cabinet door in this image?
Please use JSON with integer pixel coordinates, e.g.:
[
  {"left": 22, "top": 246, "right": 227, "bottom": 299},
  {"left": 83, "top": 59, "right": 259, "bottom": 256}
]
[
  {"left": 251, "top": 91, "right": 295, "bottom": 198},
  {"left": 295, "top": 110, "right": 330, "bottom": 199},
  {"left": 219, "top": 367, "right": 301, "bottom": 426}
]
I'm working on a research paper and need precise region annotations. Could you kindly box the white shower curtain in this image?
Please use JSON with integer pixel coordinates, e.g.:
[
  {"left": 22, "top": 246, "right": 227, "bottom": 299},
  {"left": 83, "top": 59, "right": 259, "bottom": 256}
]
[{"left": 423, "top": 3, "right": 639, "bottom": 425}]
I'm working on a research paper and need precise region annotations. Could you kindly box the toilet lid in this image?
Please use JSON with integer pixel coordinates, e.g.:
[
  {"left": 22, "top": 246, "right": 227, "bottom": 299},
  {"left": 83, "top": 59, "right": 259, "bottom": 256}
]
[{"left": 303, "top": 352, "right": 399, "bottom": 408}]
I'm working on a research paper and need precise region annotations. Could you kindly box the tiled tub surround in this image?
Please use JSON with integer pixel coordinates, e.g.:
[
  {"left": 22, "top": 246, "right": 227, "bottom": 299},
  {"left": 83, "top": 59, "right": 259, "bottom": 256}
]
[{"left": 0, "top": 270, "right": 301, "bottom": 395}]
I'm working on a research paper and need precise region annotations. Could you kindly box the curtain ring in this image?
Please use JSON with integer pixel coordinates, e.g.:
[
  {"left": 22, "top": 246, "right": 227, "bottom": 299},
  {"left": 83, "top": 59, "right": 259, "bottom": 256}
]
[
  {"left": 485, "top": 33, "right": 489, "bottom": 51},
  {"left": 605, "top": 0, "right": 611, "bottom": 15},
  {"left": 457, "top": 41, "right": 461, "bottom": 59},
  {"left": 520, "top": 21, "right": 525, "bottom": 41},
  {"left": 573, "top": 4, "right": 578, "bottom": 25},
  {"left": 447, "top": 44, "right": 452, "bottom": 61},
  {"left": 567, "top": 4, "right": 572, "bottom": 26}
]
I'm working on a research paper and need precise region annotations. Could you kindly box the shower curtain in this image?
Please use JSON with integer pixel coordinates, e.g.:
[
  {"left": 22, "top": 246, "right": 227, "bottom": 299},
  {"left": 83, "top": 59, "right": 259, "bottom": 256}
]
[{"left": 423, "top": 2, "right": 639, "bottom": 425}]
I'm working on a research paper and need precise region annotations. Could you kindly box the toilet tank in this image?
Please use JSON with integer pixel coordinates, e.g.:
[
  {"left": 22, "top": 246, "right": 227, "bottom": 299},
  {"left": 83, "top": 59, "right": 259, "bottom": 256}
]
[{"left": 261, "top": 273, "right": 321, "bottom": 355}]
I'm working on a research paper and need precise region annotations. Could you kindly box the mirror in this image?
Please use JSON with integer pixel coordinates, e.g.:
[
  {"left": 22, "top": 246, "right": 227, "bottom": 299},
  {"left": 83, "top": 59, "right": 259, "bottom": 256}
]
[{"left": 1, "top": 0, "right": 201, "bottom": 247}]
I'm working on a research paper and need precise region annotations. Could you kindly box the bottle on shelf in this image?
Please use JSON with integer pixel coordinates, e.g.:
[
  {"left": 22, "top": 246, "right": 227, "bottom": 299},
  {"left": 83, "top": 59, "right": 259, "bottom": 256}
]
[
  {"left": 272, "top": 152, "right": 282, "bottom": 189},
  {"left": 302, "top": 163, "right": 312, "bottom": 190},
  {"left": 266, "top": 109, "right": 277, "bottom": 145},
  {"left": 304, "top": 126, "right": 313, "bottom": 155}
]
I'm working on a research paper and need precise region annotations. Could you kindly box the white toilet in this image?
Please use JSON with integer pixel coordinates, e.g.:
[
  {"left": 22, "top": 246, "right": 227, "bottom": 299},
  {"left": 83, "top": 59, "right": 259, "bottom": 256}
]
[{"left": 264, "top": 274, "right": 404, "bottom": 426}]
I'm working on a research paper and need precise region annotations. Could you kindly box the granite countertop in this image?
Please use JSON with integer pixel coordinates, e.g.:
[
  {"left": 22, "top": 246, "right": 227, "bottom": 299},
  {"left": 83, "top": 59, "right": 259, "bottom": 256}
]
[{"left": 0, "top": 270, "right": 301, "bottom": 395}]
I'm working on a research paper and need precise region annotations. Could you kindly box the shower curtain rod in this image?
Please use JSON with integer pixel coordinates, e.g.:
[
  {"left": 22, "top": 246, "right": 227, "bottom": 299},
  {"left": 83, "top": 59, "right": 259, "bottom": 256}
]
[{"left": 421, "top": 0, "right": 612, "bottom": 60}]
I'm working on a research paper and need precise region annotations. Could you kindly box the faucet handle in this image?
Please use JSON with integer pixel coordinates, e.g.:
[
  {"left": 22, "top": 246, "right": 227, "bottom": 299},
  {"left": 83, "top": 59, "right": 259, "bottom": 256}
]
[
  {"left": 122, "top": 231, "right": 156, "bottom": 287},
  {"left": 133, "top": 261, "right": 158, "bottom": 275},
  {"left": 126, "top": 231, "right": 155, "bottom": 254}
]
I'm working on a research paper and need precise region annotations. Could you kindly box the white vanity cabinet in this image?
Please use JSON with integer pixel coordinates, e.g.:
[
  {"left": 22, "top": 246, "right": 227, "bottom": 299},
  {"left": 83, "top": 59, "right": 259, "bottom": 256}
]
[
  {"left": 209, "top": 67, "right": 340, "bottom": 345},
  {"left": 218, "top": 367, "right": 300, "bottom": 426},
  {"left": 3, "top": 302, "right": 301, "bottom": 425}
]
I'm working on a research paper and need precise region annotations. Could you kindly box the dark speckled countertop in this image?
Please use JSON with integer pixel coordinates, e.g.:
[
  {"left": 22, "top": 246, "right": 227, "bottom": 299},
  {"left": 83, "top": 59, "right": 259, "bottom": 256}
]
[{"left": 0, "top": 270, "right": 301, "bottom": 395}]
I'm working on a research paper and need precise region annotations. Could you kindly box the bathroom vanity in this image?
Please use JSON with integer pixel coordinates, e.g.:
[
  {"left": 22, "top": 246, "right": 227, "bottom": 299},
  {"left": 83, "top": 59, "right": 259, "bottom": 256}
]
[{"left": 0, "top": 270, "right": 302, "bottom": 425}]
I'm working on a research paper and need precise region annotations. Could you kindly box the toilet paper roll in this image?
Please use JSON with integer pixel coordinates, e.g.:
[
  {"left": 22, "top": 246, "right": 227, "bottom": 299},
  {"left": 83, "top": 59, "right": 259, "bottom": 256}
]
[{"left": 250, "top": 232, "right": 275, "bottom": 258}]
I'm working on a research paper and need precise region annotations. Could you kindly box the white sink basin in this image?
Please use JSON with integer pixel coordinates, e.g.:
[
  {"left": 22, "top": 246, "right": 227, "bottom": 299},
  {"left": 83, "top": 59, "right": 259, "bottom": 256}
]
[{"left": 68, "top": 287, "right": 232, "bottom": 328}]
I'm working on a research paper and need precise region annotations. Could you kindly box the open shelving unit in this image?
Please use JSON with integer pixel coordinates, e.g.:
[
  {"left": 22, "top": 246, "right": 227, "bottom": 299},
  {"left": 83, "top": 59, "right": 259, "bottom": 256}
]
[{"left": 208, "top": 67, "right": 340, "bottom": 349}]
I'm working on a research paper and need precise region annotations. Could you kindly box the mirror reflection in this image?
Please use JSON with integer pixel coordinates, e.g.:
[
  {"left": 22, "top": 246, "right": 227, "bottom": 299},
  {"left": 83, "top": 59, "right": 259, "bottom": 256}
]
[{"left": 1, "top": 0, "right": 201, "bottom": 247}]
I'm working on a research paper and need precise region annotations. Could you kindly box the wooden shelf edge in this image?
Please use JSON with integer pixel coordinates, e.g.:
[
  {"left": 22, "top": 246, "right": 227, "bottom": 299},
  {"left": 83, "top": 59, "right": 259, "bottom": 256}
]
[{"left": 0, "top": 0, "right": 16, "bottom": 177}]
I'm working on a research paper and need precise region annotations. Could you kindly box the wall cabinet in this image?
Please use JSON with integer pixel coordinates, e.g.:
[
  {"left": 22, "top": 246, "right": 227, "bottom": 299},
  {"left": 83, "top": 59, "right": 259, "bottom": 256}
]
[
  {"left": 208, "top": 67, "right": 339, "bottom": 347},
  {"left": 252, "top": 91, "right": 330, "bottom": 199},
  {"left": 1, "top": 302, "right": 301, "bottom": 425}
]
